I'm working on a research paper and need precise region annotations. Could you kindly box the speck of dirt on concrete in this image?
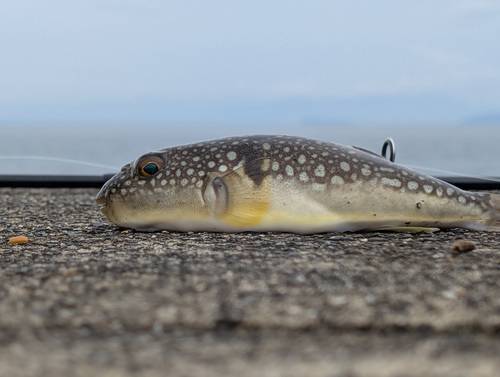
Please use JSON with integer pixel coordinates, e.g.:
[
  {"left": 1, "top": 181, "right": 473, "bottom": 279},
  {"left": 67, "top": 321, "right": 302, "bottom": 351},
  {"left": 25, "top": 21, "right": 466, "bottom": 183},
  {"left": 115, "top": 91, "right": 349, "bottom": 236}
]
[{"left": 451, "top": 240, "right": 476, "bottom": 253}]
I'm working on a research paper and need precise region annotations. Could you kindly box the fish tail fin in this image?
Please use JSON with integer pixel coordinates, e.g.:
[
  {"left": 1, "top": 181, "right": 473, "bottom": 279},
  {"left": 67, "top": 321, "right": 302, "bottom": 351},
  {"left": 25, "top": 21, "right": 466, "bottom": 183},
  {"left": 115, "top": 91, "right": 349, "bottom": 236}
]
[{"left": 485, "top": 193, "right": 500, "bottom": 231}]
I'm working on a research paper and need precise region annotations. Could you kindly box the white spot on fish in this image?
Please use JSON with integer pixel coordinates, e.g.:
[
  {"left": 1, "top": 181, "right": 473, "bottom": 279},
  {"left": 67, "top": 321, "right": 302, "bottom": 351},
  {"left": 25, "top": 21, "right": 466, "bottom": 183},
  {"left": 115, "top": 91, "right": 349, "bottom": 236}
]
[
  {"left": 227, "top": 151, "right": 237, "bottom": 161},
  {"left": 193, "top": 156, "right": 200, "bottom": 162},
  {"left": 299, "top": 172, "right": 309, "bottom": 182},
  {"left": 187, "top": 169, "right": 194, "bottom": 176},
  {"left": 380, "top": 167, "right": 395, "bottom": 173},
  {"left": 219, "top": 165, "right": 228, "bottom": 172},
  {"left": 298, "top": 155, "right": 306, "bottom": 164},
  {"left": 446, "top": 188, "right": 455, "bottom": 196},
  {"left": 423, "top": 185, "right": 433, "bottom": 194},
  {"left": 198, "top": 170, "right": 205, "bottom": 177},
  {"left": 196, "top": 180, "right": 203, "bottom": 188},
  {"left": 458, "top": 196, "right": 466, "bottom": 204},
  {"left": 261, "top": 160, "right": 270, "bottom": 172},
  {"left": 208, "top": 161, "right": 216, "bottom": 168},
  {"left": 138, "top": 181, "right": 146, "bottom": 186},
  {"left": 121, "top": 189, "right": 127, "bottom": 195},
  {"left": 129, "top": 187, "right": 137, "bottom": 193},
  {"left": 361, "top": 168, "right": 371, "bottom": 176},
  {"left": 312, "top": 183, "right": 326, "bottom": 191},
  {"left": 381, "top": 177, "right": 402, "bottom": 187},
  {"left": 286, "top": 165, "right": 294, "bottom": 176},
  {"left": 161, "top": 179, "right": 167, "bottom": 186},
  {"left": 170, "top": 179, "right": 176, "bottom": 185},
  {"left": 124, "top": 180, "right": 131, "bottom": 186},
  {"left": 340, "top": 162, "right": 350, "bottom": 172},
  {"left": 331, "top": 176, "right": 344, "bottom": 185},
  {"left": 181, "top": 178, "right": 188, "bottom": 186},
  {"left": 314, "top": 164, "right": 325, "bottom": 177},
  {"left": 150, "top": 179, "right": 155, "bottom": 186},
  {"left": 436, "top": 187, "right": 443, "bottom": 196},
  {"left": 272, "top": 161, "right": 280, "bottom": 171},
  {"left": 408, "top": 181, "right": 418, "bottom": 190},
  {"left": 263, "top": 143, "right": 271, "bottom": 150},
  {"left": 276, "top": 174, "right": 283, "bottom": 180}
]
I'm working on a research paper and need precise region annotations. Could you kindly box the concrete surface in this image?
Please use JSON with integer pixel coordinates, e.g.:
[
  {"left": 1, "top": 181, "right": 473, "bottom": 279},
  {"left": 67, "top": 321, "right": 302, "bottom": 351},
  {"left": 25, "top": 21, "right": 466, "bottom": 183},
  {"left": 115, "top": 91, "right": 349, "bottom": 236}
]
[{"left": 1, "top": 188, "right": 500, "bottom": 376}]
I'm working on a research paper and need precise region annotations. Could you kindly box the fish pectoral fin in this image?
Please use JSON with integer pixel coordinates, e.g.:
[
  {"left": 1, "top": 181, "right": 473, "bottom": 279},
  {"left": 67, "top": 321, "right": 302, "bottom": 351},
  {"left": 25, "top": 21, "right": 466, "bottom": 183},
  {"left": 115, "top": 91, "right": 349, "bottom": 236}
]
[
  {"left": 215, "top": 158, "right": 272, "bottom": 228},
  {"left": 365, "top": 226, "right": 440, "bottom": 233}
]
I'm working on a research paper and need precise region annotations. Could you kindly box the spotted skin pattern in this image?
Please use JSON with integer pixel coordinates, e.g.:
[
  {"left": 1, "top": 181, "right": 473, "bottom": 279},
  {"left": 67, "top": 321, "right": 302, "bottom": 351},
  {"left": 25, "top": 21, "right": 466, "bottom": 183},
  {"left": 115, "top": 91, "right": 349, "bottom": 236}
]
[{"left": 96, "top": 135, "right": 500, "bottom": 233}]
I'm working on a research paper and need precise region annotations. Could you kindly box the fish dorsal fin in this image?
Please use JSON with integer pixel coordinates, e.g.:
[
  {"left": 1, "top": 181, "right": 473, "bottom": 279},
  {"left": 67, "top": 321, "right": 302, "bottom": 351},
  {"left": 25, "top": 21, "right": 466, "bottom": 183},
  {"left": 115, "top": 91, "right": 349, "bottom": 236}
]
[
  {"left": 352, "top": 146, "right": 386, "bottom": 159},
  {"left": 207, "top": 158, "right": 272, "bottom": 228}
]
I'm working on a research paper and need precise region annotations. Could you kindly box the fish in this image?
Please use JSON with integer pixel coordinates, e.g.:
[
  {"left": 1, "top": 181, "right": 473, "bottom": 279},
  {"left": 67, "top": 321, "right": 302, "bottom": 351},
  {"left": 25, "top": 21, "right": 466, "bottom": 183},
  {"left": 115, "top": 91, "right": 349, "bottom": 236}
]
[{"left": 95, "top": 135, "right": 500, "bottom": 233}]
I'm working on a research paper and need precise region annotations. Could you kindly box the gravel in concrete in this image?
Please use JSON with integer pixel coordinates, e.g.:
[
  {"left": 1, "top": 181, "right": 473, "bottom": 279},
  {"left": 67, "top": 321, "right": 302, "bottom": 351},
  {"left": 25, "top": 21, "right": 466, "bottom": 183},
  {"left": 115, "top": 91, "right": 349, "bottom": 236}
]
[{"left": 2, "top": 188, "right": 500, "bottom": 376}]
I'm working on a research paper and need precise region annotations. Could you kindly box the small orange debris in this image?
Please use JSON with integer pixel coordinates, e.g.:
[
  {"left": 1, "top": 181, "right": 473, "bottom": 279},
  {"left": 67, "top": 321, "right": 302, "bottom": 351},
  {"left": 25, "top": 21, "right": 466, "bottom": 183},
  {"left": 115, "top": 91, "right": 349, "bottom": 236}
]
[
  {"left": 451, "top": 240, "right": 476, "bottom": 253},
  {"left": 8, "top": 236, "right": 29, "bottom": 244}
]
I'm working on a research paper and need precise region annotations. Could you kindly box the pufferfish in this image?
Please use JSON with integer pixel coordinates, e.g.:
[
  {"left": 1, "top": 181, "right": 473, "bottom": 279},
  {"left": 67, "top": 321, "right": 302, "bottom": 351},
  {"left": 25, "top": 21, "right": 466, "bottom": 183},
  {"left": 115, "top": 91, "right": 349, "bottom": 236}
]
[{"left": 95, "top": 135, "right": 500, "bottom": 233}]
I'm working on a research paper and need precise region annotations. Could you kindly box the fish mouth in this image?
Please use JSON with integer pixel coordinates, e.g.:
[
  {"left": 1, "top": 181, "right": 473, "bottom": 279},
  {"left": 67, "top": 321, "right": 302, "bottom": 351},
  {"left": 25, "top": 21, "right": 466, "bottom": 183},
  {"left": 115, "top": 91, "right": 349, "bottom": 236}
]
[
  {"left": 95, "top": 195, "right": 110, "bottom": 217},
  {"left": 95, "top": 195, "right": 113, "bottom": 220},
  {"left": 95, "top": 182, "right": 110, "bottom": 207},
  {"left": 96, "top": 196, "right": 107, "bottom": 206}
]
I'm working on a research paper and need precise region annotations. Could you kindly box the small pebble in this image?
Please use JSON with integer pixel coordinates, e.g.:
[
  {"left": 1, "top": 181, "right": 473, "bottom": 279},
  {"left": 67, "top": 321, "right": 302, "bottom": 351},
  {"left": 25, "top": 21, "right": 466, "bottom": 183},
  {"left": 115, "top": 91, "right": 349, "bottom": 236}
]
[
  {"left": 451, "top": 240, "right": 476, "bottom": 253},
  {"left": 8, "top": 236, "right": 29, "bottom": 244}
]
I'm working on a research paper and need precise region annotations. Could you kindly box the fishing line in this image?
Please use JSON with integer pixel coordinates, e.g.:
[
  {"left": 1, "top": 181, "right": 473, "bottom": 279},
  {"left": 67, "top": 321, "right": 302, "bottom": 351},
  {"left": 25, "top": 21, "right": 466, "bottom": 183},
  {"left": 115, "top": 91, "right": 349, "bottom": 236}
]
[
  {"left": 403, "top": 164, "right": 500, "bottom": 184},
  {"left": 0, "top": 156, "right": 119, "bottom": 171},
  {"left": 380, "top": 138, "right": 500, "bottom": 184},
  {"left": 1, "top": 155, "right": 499, "bottom": 184}
]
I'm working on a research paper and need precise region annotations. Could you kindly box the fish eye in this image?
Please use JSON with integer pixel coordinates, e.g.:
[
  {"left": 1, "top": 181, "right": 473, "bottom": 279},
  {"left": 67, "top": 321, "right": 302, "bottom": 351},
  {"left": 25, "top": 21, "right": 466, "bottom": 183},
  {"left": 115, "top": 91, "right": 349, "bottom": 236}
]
[{"left": 138, "top": 156, "right": 164, "bottom": 177}]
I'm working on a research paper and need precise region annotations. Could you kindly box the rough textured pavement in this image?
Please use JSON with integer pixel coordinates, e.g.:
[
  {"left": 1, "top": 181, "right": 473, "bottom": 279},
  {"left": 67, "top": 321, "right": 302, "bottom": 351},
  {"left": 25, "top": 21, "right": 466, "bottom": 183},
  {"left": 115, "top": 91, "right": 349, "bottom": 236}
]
[{"left": 1, "top": 188, "right": 500, "bottom": 377}]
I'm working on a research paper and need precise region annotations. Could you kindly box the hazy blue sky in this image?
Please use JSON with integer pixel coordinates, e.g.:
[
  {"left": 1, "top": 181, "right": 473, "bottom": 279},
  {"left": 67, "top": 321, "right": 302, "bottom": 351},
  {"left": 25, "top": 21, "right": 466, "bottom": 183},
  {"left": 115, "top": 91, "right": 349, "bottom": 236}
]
[{"left": 1, "top": 0, "right": 499, "bottom": 125}]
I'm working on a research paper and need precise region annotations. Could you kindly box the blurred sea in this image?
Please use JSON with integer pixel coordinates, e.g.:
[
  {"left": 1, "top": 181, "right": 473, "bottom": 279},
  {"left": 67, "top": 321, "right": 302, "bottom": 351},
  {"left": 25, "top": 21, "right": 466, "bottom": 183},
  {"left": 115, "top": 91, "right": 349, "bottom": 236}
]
[{"left": 1, "top": 125, "right": 499, "bottom": 178}]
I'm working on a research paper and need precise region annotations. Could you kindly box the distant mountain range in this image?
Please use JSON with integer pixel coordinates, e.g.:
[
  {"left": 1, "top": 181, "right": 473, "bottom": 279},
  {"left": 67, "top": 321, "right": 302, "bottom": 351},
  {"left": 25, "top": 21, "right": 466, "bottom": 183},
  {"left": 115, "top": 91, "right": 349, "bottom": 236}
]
[
  {"left": 0, "top": 94, "right": 498, "bottom": 126},
  {"left": 462, "top": 113, "right": 500, "bottom": 125}
]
